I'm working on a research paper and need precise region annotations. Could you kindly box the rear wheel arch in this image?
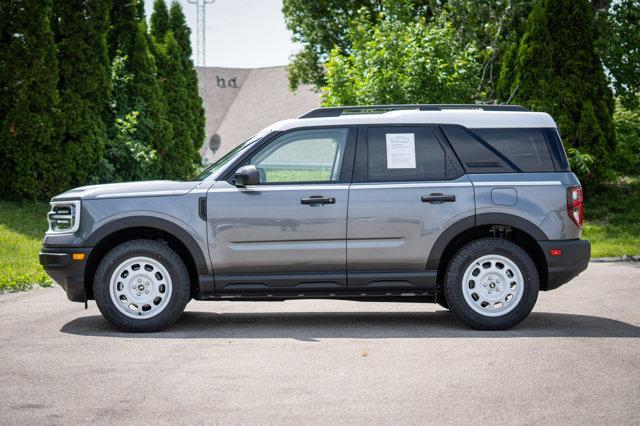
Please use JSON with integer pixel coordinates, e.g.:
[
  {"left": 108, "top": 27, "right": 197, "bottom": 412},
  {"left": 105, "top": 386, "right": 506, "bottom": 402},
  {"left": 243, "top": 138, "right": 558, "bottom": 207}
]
[{"left": 429, "top": 214, "right": 548, "bottom": 291}]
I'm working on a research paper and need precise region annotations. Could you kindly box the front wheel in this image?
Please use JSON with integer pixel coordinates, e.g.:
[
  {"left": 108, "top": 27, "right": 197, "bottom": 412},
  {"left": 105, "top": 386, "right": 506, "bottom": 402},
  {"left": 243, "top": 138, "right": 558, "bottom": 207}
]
[
  {"left": 94, "top": 240, "right": 190, "bottom": 332},
  {"left": 444, "top": 238, "right": 539, "bottom": 330}
]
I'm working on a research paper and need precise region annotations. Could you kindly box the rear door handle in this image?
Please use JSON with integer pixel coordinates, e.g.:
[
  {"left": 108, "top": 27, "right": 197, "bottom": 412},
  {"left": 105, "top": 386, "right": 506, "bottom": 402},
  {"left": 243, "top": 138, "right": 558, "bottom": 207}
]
[
  {"left": 301, "top": 195, "right": 335, "bottom": 205},
  {"left": 421, "top": 193, "right": 456, "bottom": 203}
]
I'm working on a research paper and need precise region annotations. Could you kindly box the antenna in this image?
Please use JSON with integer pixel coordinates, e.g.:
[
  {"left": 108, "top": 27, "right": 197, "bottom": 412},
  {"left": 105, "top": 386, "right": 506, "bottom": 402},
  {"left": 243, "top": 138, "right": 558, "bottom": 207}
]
[
  {"left": 187, "top": 0, "right": 215, "bottom": 68},
  {"left": 504, "top": 84, "right": 519, "bottom": 105},
  {"left": 187, "top": 0, "right": 215, "bottom": 158}
]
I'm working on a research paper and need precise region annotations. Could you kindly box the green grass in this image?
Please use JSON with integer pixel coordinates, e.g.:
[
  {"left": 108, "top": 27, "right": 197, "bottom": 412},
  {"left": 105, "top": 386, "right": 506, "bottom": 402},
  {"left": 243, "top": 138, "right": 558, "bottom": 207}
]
[
  {"left": 582, "top": 177, "right": 640, "bottom": 258},
  {"left": 0, "top": 201, "right": 52, "bottom": 291},
  {"left": 0, "top": 177, "right": 637, "bottom": 291}
]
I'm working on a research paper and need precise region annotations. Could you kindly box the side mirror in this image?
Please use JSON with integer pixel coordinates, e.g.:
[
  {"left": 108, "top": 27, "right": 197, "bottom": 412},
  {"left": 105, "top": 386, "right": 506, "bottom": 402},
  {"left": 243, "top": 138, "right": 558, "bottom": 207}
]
[{"left": 233, "top": 165, "right": 260, "bottom": 187}]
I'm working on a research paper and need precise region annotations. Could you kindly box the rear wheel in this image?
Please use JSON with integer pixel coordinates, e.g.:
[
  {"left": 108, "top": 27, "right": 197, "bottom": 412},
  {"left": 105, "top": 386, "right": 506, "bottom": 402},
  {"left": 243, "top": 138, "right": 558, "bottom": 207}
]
[
  {"left": 444, "top": 238, "right": 539, "bottom": 330},
  {"left": 94, "top": 240, "right": 190, "bottom": 332}
]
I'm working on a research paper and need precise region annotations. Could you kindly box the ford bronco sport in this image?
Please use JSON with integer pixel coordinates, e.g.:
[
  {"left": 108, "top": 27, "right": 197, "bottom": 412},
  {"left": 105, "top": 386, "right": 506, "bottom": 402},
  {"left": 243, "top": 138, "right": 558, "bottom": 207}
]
[{"left": 40, "top": 104, "right": 590, "bottom": 332}]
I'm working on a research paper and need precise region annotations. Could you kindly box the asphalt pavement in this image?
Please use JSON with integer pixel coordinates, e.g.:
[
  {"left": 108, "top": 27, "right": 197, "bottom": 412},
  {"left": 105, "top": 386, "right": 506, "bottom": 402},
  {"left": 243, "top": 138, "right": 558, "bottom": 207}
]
[{"left": 1, "top": 261, "right": 639, "bottom": 424}]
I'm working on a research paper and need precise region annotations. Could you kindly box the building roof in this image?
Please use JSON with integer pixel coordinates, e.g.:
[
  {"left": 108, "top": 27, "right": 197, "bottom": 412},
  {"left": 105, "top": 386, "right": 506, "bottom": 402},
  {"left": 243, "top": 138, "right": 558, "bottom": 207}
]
[{"left": 196, "top": 66, "right": 322, "bottom": 161}]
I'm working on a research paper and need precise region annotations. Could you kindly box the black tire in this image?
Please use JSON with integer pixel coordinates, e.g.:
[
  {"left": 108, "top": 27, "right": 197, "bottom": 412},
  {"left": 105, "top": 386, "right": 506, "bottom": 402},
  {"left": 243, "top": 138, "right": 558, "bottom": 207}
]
[
  {"left": 94, "top": 240, "right": 190, "bottom": 332},
  {"left": 444, "top": 238, "right": 539, "bottom": 330},
  {"left": 436, "top": 292, "right": 449, "bottom": 309}
]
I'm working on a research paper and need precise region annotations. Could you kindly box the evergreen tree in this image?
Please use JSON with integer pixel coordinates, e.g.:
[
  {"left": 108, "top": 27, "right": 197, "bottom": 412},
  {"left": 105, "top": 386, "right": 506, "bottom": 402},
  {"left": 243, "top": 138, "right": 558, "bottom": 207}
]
[
  {"left": 150, "top": 0, "right": 170, "bottom": 41},
  {"left": 169, "top": 1, "right": 205, "bottom": 158},
  {"left": 156, "top": 33, "right": 200, "bottom": 179},
  {"left": 52, "top": 0, "right": 111, "bottom": 188},
  {"left": 108, "top": 0, "right": 138, "bottom": 62},
  {"left": 169, "top": 2, "right": 192, "bottom": 58},
  {"left": 0, "top": 0, "right": 63, "bottom": 199},
  {"left": 105, "top": 0, "right": 173, "bottom": 180},
  {"left": 127, "top": 25, "right": 173, "bottom": 176},
  {"left": 497, "top": 0, "right": 615, "bottom": 183}
]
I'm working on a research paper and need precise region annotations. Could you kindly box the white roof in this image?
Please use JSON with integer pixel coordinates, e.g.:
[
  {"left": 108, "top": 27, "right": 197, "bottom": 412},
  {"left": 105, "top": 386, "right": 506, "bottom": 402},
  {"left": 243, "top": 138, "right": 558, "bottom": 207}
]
[{"left": 267, "top": 109, "right": 557, "bottom": 132}]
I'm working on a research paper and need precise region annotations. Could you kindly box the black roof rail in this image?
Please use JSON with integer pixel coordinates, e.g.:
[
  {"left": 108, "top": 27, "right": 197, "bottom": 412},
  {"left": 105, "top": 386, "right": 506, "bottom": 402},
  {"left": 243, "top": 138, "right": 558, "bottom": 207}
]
[{"left": 298, "top": 104, "right": 528, "bottom": 119}]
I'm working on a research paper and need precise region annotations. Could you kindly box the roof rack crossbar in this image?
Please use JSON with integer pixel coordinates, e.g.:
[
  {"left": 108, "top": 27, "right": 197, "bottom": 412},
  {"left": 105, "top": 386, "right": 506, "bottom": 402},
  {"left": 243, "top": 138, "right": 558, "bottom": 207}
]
[{"left": 298, "top": 104, "right": 528, "bottom": 119}]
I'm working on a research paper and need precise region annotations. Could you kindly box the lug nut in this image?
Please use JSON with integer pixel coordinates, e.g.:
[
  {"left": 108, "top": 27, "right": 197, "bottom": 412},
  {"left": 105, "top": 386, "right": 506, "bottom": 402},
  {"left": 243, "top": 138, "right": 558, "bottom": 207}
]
[
  {"left": 145, "top": 290, "right": 149, "bottom": 294},
  {"left": 483, "top": 283, "right": 488, "bottom": 287},
  {"left": 136, "top": 292, "right": 140, "bottom": 296},
  {"left": 488, "top": 290, "right": 492, "bottom": 294},
  {"left": 496, "top": 287, "right": 501, "bottom": 292},
  {"left": 132, "top": 284, "right": 136, "bottom": 289}
]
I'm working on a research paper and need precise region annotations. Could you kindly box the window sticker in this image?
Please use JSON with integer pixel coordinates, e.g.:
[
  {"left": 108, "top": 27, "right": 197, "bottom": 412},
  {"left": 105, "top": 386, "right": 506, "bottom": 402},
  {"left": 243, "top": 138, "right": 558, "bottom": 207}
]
[{"left": 385, "top": 133, "right": 416, "bottom": 169}]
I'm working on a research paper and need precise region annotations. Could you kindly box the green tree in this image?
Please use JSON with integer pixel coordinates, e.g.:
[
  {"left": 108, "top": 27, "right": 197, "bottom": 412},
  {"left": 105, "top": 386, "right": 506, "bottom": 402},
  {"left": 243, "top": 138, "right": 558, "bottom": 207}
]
[
  {"left": 323, "top": 5, "right": 480, "bottom": 106},
  {"left": 282, "top": 0, "right": 530, "bottom": 96},
  {"left": 169, "top": 1, "right": 205, "bottom": 158},
  {"left": 52, "top": 0, "right": 111, "bottom": 188},
  {"left": 0, "top": 0, "right": 63, "bottom": 199},
  {"left": 282, "top": 0, "right": 385, "bottom": 90},
  {"left": 108, "top": 0, "right": 138, "bottom": 61},
  {"left": 612, "top": 100, "right": 640, "bottom": 175},
  {"left": 155, "top": 33, "right": 200, "bottom": 179},
  {"left": 96, "top": 55, "right": 158, "bottom": 183},
  {"left": 597, "top": 0, "right": 640, "bottom": 109},
  {"left": 497, "top": 0, "right": 615, "bottom": 183},
  {"left": 440, "top": 0, "right": 533, "bottom": 100},
  {"left": 150, "top": 0, "right": 170, "bottom": 40},
  {"left": 104, "top": 0, "right": 173, "bottom": 180}
]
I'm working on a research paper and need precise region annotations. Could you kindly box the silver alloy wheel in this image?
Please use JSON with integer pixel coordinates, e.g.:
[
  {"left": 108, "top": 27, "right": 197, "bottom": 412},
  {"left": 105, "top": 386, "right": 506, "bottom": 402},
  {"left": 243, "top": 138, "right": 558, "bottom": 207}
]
[
  {"left": 109, "top": 256, "right": 173, "bottom": 319},
  {"left": 461, "top": 254, "right": 524, "bottom": 317}
]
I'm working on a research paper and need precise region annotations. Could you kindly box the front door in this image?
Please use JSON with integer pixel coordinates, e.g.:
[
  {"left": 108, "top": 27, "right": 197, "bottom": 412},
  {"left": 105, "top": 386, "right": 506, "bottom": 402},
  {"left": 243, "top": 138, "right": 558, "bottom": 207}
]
[
  {"left": 207, "top": 127, "right": 355, "bottom": 294},
  {"left": 347, "top": 125, "right": 475, "bottom": 292}
]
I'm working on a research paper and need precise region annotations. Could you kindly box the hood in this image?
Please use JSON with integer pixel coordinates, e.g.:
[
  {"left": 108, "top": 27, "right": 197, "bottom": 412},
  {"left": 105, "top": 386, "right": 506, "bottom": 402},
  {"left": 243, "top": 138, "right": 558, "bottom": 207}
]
[{"left": 52, "top": 180, "right": 201, "bottom": 201}]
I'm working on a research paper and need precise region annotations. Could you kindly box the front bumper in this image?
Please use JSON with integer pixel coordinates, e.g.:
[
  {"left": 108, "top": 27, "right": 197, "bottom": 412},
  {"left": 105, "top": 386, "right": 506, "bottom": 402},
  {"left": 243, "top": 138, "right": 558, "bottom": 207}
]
[
  {"left": 538, "top": 239, "right": 591, "bottom": 290},
  {"left": 39, "top": 247, "right": 92, "bottom": 302}
]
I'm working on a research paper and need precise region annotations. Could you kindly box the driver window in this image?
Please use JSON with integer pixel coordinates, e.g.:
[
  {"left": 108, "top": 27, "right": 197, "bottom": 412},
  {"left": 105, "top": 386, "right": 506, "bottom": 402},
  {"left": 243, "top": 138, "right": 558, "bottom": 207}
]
[{"left": 249, "top": 128, "right": 348, "bottom": 183}]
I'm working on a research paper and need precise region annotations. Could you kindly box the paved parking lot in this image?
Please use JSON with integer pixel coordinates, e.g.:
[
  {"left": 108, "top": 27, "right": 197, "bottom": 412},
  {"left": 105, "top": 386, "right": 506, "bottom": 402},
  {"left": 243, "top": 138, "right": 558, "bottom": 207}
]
[{"left": 1, "top": 261, "right": 639, "bottom": 424}]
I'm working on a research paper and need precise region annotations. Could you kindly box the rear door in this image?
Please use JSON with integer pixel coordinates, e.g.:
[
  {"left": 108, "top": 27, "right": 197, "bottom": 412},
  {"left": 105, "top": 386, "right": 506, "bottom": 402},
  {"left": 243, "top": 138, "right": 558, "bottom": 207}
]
[{"left": 346, "top": 125, "right": 475, "bottom": 292}]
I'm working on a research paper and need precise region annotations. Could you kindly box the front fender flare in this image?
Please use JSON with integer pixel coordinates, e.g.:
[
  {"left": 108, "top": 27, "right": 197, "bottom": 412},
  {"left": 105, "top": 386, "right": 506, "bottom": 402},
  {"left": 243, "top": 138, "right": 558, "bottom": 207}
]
[{"left": 84, "top": 215, "right": 209, "bottom": 275}]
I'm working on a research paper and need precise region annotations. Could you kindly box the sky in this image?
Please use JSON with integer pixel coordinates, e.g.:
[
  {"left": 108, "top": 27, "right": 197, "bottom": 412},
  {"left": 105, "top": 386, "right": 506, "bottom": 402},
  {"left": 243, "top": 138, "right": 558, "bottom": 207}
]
[{"left": 144, "top": 0, "right": 301, "bottom": 68}]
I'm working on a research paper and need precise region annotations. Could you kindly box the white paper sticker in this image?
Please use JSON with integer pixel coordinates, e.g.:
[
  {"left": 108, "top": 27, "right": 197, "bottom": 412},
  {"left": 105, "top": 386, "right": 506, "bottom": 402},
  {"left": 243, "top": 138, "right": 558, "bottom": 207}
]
[{"left": 385, "top": 133, "right": 416, "bottom": 169}]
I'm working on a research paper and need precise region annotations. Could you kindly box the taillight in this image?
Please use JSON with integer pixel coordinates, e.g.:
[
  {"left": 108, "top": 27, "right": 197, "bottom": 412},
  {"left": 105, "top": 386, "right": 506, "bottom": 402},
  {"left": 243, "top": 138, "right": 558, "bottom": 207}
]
[{"left": 567, "top": 186, "right": 583, "bottom": 228}]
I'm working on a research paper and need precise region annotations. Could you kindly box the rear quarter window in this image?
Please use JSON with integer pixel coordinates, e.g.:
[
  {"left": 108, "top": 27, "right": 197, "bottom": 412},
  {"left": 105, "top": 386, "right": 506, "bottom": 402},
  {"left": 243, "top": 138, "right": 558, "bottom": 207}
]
[
  {"left": 441, "top": 125, "right": 556, "bottom": 173},
  {"left": 472, "top": 128, "right": 555, "bottom": 173}
]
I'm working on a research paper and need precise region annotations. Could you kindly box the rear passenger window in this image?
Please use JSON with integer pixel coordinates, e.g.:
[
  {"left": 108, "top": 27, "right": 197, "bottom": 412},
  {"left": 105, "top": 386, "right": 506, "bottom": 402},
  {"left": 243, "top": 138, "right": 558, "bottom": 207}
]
[
  {"left": 365, "top": 126, "right": 454, "bottom": 181},
  {"left": 472, "top": 128, "right": 555, "bottom": 172}
]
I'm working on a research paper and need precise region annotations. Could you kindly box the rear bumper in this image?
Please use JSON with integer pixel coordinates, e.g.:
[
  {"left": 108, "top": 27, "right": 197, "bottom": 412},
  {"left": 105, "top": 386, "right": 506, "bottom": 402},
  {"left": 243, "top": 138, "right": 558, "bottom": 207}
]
[
  {"left": 39, "top": 247, "right": 92, "bottom": 302},
  {"left": 538, "top": 239, "right": 591, "bottom": 290}
]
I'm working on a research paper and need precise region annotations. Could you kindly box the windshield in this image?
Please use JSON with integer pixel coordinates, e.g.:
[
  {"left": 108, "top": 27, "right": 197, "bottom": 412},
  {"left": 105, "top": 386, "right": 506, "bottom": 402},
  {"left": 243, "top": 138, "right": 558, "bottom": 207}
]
[{"left": 195, "top": 130, "right": 270, "bottom": 181}]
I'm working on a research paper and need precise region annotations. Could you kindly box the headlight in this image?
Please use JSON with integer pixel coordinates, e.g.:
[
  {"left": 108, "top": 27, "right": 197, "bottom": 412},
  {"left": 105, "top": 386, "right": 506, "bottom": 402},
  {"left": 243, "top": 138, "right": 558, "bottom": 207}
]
[{"left": 47, "top": 201, "right": 81, "bottom": 234}]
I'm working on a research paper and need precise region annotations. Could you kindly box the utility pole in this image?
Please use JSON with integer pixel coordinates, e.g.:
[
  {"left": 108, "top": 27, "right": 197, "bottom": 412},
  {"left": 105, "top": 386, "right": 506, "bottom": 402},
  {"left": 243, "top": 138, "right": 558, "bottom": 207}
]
[
  {"left": 187, "top": 0, "right": 215, "bottom": 68},
  {"left": 187, "top": 0, "right": 215, "bottom": 155}
]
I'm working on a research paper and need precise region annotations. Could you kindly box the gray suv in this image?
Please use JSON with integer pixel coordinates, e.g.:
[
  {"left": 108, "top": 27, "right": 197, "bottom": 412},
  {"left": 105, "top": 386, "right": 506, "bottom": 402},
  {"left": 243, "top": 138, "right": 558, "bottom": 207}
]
[{"left": 40, "top": 104, "right": 590, "bottom": 332}]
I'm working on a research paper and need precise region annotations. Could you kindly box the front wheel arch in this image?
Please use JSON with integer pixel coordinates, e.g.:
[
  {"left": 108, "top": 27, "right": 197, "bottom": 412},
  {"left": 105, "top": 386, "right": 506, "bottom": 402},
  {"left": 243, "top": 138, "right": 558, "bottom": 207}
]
[{"left": 84, "top": 224, "right": 203, "bottom": 300}]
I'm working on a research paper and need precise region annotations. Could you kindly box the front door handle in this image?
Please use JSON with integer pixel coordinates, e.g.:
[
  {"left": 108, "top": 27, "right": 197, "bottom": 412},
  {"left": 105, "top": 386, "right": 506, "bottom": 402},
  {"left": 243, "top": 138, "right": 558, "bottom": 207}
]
[
  {"left": 301, "top": 195, "right": 335, "bottom": 205},
  {"left": 421, "top": 193, "right": 456, "bottom": 203}
]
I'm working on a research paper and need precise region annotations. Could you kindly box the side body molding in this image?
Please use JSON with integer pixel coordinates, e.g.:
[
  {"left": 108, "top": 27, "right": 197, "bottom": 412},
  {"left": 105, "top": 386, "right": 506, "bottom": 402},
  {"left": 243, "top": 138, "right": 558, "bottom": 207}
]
[
  {"left": 84, "top": 215, "right": 210, "bottom": 275},
  {"left": 425, "top": 213, "right": 549, "bottom": 270}
]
